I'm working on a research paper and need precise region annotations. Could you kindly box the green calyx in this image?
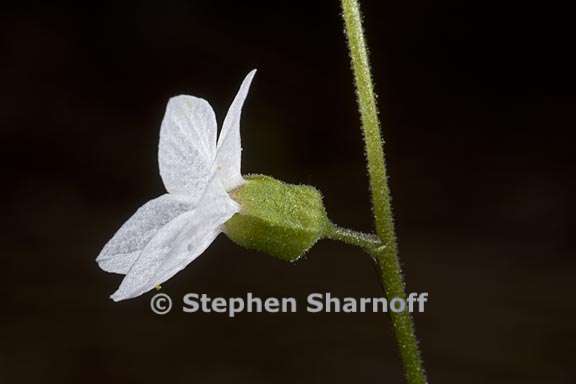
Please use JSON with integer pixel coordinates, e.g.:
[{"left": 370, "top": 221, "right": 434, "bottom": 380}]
[{"left": 223, "top": 174, "right": 330, "bottom": 262}]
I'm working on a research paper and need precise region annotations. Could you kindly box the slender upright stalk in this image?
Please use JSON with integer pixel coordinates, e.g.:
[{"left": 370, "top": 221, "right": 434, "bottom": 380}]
[{"left": 340, "top": 1, "right": 427, "bottom": 383}]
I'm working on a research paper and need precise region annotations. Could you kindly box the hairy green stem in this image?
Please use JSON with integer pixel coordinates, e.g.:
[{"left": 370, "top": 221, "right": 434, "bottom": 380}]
[
  {"left": 369, "top": 246, "right": 426, "bottom": 384},
  {"left": 340, "top": 0, "right": 392, "bottom": 241},
  {"left": 340, "top": 0, "right": 427, "bottom": 383},
  {"left": 325, "top": 224, "right": 381, "bottom": 249}
]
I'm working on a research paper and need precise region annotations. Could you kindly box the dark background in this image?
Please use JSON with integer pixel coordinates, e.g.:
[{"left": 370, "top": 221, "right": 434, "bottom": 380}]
[{"left": 1, "top": 1, "right": 575, "bottom": 383}]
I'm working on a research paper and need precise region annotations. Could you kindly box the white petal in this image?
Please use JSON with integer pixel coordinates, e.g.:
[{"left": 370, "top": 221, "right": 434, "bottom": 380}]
[
  {"left": 110, "top": 177, "right": 239, "bottom": 301},
  {"left": 159, "top": 95, "right": 217, "bottom": 200},
  {"left": 96, "top": 194, "right": 191, "bottom": 274},
  {"left": 216, "top": 69, "right": 256, "bottom": 191}
]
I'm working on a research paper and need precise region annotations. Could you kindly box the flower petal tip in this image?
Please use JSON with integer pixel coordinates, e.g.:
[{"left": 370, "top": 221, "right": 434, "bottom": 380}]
[
  {"left": 110, "top": 291, "right": 125, "bottom": 302},
  {"left": 96, "top": 259, "right": 112, "bottom": 273},
  {"left": 96, "top": 255, "right": 114, "bottom": 274},
  {"left": 246, "top": 69, "right": 257, "bottom": 82}
]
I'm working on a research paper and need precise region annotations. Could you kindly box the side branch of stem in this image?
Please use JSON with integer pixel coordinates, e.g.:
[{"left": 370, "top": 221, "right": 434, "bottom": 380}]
[{"left": 325, "top": 224, "right": 381, "bottom": 250}]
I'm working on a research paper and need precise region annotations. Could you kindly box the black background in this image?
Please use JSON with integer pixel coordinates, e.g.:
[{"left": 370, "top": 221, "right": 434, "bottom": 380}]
[{"left": 2, "top": 1, "right": 575, "bottom": 383}]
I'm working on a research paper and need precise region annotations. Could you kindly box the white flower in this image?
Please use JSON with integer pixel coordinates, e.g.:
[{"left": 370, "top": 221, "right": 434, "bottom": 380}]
[{"left": 97, "top": 70, "right": 256, "bottom": 301}]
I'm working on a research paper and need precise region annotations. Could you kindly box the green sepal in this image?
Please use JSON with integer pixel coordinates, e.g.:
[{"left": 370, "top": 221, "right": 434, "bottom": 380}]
[{"left": 224, "top": 174, "right": 329, "bottom": 262}]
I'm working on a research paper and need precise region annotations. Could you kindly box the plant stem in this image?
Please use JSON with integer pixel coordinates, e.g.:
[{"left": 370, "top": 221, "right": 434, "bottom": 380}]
[
  {"left": 340, "top": 0, "right": 392, "bottom": 241},
  {"left": 325, "top": 224, "right": 381, "bottom": 249},
  {"left": 369, "top": 246, "right": 427, "bottom": 384},
  {"left": 340, "top": 0, "right": 427, "bottom": 383}
]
